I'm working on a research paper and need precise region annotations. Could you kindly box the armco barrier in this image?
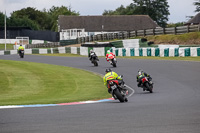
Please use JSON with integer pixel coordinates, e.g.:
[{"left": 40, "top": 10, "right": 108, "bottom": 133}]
[{"left": 0, "top": 47, "right": 200, "bottom": 57}]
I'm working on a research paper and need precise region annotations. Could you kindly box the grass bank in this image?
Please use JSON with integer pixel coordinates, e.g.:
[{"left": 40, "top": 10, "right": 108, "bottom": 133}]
[
  {"left": 0, "top": 60, "right": 110, "bottom": 106},
  {"left": 117, "top": 56, "right": 200, "bottom": 62},
  {"left": 37, "top": 53, "right": 86, "bottom": 57},
  {"left": 38, "top": 53, "right": 200, "bottom": 62},
  {"left": 146, "top": 32, "right": 200, "bottom": 45},
  {"left": 0, "top": 44, "right": 14, "bottom": 50}
]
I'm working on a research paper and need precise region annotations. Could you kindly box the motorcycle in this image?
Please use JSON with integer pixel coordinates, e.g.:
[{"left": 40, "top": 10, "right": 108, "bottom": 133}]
[
  {"left": 140, "top": 76, "right": 153, "bottom": 93},
  {"left": 90, "top": 53, "right": 99, "bottom": 66},
  {"left": 108, "top": 77, "right": 128, "bottom": 102},
  {"left": 107, "top": 54, "right": 117, "bottom": 67},
  {"left": 19, "top": 49, "right": 24, "bottom": 58}
]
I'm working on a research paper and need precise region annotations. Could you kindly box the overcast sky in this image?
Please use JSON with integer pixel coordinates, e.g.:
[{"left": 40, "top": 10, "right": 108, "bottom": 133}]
[{"left": 0, "top": 0, "right": 197, "bottom": 23}]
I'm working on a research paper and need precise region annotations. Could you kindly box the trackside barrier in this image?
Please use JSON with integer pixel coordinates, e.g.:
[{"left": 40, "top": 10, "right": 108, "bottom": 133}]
[{"left": 0, "top": 47, "right": 200, "bottom": 57}]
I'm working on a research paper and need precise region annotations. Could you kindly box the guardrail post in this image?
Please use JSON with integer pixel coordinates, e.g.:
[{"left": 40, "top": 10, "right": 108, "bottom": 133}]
[
  {"left": 163, "top": 27, "right": 165, "bottom": 34},
  {"left": 187, "top": 25, "right": 189, "bottom": 33},
  {"left": 174, "top": 27, "right": 177, "bottom": 35},
  {"left": 135, "top": 31, "right": 137, "bottom": 37},
  {"left": 198, "top": 23, "right": 200, "bottom": 32}
]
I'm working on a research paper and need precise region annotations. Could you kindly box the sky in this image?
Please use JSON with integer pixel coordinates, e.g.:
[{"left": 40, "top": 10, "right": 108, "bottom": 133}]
[{"left": 0, "top": 0, "right": 197, "bottom": 23}]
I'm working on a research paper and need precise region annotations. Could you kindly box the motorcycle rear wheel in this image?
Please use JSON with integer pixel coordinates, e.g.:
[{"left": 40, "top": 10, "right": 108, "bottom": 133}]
[
  {"left": 113, "top": 89, "right": 125, "bottom": 102},
  {"left": 94, "top": 61, "right": 98, "bottom": 66}
]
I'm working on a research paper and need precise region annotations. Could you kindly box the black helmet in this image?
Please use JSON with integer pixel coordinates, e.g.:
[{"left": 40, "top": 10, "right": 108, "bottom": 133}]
[
  {"left": 105, "top": 68, "right": 112, "bottom": 73},
  {"left": 20, "top": 45, "right": 22, "bottom": 46}
]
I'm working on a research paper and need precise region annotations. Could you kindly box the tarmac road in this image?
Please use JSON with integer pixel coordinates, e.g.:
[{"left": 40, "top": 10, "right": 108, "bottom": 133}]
[{"left": 0, "top": 55, "right": 200, "bottom": 133}]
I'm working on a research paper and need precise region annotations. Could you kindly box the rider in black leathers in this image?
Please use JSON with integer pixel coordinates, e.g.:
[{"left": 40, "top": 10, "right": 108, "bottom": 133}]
[{"left": 88, "top": 49, "right": 98, "bottom": 61}]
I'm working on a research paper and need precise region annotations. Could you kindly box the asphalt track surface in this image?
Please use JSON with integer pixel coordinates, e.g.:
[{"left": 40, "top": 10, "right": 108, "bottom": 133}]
[{"left": 0, "top": 55, "right": 200, "bottom": 133}]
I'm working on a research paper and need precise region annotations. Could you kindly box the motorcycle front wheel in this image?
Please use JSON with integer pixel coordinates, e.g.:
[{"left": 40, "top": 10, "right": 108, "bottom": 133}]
[
  {"left": 112, "top": 59, "right": 116, "bottom": 67},
  {"left": 145, "top": 82, "right": 153, "bottom": 93}
]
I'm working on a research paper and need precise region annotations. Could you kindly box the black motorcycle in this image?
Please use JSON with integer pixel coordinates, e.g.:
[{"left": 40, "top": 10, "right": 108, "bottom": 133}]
[
  {"left": 18, "top": 49, "right": 24, "bottom": 58},
  {"left": 90, "top": 53, "right": 99, "bottom": 66}
]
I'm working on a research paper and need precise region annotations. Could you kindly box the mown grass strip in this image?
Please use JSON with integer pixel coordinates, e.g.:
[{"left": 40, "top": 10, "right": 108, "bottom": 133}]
[
  {"left": 37, "top": 53, "right": 86, "bottom": 57},
  {"left": 117, "top": 56, "right": 200, "bottom": 62},
  {"left": 0, "top": 60, "right": 110, "bottom": 106},
  {"left": 38, "top": 53, "right": 200, "bottom": 62}
]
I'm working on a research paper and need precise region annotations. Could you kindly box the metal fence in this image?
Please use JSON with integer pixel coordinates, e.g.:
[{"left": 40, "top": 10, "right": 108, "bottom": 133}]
[
  {"left": 77, "top": 25, "right": 200, "bottom": 44},
  {"left": 25, "top": 42, "right": 60, "bottom": 49}
]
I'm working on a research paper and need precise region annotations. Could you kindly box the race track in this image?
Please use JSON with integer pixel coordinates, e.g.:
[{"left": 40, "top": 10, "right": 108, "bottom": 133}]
[{"left": 0, "top": 55, "right": 200, "bottom": 133}]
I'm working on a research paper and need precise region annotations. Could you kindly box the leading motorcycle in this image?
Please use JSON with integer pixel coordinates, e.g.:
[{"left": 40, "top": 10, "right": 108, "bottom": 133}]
[{"left": 19, "top": 49, "right": 24, "bottom": 58}]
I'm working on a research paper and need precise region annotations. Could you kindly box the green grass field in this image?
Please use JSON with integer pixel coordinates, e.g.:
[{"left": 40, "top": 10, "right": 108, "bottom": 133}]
[
  {"left": 0, "top": 44, "right": 15, "bottom": 50},
  {"left": 0, "top": 60, "right": 110, "bottom": 106}
]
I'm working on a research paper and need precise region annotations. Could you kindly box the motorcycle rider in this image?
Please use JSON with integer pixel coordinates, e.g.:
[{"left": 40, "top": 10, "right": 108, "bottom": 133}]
[
  {"left": 136, "top": 69, "right": 152, "bottom": 88},
  {"left": 88, "top": 49, "right": 98, "bottom": 61},
  {"left": 18, "top": 44, "right": 24, "bottom": 54},
  {"left": 106, "top": 50, "right": 116, "bottom": 63},
  {"left": 103, "top": 68, "right": 127, "bottom": 93}
]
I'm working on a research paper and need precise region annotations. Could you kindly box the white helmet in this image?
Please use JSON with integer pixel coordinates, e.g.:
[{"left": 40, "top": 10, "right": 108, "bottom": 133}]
[
  {"left": 90, "top": 49, "right": 93, "bottom": 52},
  {"left": 138, "top": 69, "right": 143, "bottom": 75}
]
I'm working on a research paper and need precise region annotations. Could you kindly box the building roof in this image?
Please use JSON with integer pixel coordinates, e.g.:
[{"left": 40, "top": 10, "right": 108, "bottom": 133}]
[
  {"left": 58, "top": 15, "right": 159, "bottom": 32},
  {"left": 185, "top": 13, "right": 200, "bottom": 25}
]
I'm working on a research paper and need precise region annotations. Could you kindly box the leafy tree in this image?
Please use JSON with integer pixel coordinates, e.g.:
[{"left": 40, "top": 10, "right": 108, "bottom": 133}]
[
  {"left": 2, "top": 6, "right": 79, "bottom": 32},
  {"left": 167, "top": 22, "right": 185, "bottom": 28},
  {"left": 103, "top": 0, "right": 170, "bottom": 27},
  {"left": 8, "top": 16, "right": 40, "bottom": 30},
  {"left": 11, "top": 7, "right": 49, "bottom": 30},
  {"left": 194, "top": 0, "right": 200, "bottom": 12},
  {"left": 0, "top": 12, "right": 5, "bottom": 27},
  {"left": 47, "top": 6, "right": 79, "bottom": 31}
]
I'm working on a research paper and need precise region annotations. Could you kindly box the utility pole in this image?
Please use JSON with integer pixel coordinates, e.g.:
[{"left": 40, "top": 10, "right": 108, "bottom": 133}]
[{"left": 5, "top": 11, "right": 7, "bottom": 50}]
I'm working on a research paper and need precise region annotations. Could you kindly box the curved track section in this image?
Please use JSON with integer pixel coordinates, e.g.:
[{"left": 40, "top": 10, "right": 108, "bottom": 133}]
[{"left": 0, "top": 55, "right": 200, "bottom": 133}]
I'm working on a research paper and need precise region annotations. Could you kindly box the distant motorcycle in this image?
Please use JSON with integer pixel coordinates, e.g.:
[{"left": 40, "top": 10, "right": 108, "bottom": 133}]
[
  {"left": 19, "top": 49, "right": 24, "bottom": 58},
  {"left": 140, "top": 76, "right": 153, "bottom": 93},
  {"left": 108, "top": 77, "right": 128, "bottom": 102},
  {"left": 107, "top": 54, "right": 117, "bottom": 67},
  {"left": 90, "top": 53, "right": 99, "bottom": 66}
]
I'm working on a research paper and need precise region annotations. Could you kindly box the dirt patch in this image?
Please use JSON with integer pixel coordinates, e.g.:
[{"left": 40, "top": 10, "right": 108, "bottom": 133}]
[{"left": 64, "top": 44, "right": 81, "bottom": 47}]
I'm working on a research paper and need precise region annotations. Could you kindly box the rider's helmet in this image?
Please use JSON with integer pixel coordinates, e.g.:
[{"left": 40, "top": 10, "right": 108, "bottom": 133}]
[
  {"left": 107, "top": 50, "right": 110, "bottom": 54},
  {"left": 138, "top": 69, "right": 143, "bottom": 75},
  {"left": 105, "top": 68, "right": 112, "bottom": 73},
  {"left": 90, "top": 49, "right": 93, "bottom": 53},
  {"left": 20, "top": 44, "right": 22, "bottom": 46}
]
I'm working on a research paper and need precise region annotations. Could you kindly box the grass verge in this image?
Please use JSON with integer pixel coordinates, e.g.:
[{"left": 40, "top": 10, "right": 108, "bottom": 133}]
[
  {"left": 0, "top": 44, "right": 14, "bottom": 50},
  {"left": 38, "top": 53, "right": 200, "bottom": 62},
  {"left": 117, "top": 56, "right": 200, "bottom": 62},
  {"left": 0, "top": 60, "right": 110, "bottom": 106},
  {"left": 36, "top": 53, "right": 86, "bottom": 57}
]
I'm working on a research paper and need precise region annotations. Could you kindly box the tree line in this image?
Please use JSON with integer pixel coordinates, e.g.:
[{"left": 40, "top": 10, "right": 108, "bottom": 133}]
[
  {"left": 0, "top": 0, "right": 199, "bottom": 31},
  {"left": 0, "top": 6, "right": 79, "bottom": 32}
]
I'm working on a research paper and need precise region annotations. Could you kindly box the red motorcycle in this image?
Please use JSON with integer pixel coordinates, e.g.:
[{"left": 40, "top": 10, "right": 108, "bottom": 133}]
[
  {"left": 107, "top": 54, "right": 117, "bottom": 67},
  {"left": 141, "top": 76, "right": 153, "bottom": 93},
  {"left": 108, "top": 78, "right": 128, "bottom": 102}
]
